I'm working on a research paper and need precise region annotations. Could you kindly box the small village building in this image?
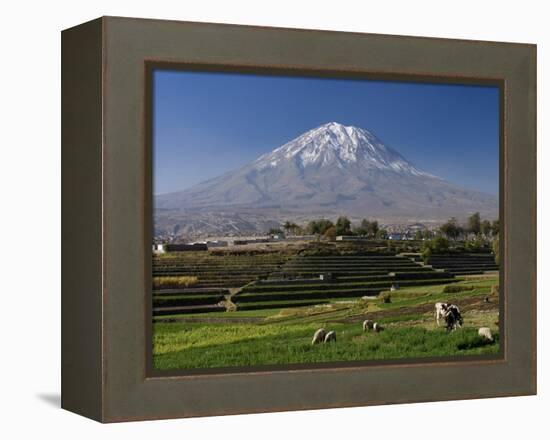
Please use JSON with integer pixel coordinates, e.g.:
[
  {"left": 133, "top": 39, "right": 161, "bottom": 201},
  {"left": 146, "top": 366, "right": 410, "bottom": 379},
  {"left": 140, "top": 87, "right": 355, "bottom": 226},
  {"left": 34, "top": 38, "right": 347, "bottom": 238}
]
[{"left": 152, "top": 243, "right": 166, "bottom": 254}]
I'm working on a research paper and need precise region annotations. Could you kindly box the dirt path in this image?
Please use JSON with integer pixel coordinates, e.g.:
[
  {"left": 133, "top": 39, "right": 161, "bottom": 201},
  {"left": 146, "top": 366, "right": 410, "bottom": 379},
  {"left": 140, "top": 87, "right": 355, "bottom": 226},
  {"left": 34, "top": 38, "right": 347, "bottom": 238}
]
[
  {"left": 333, "top": 295, "right": 499, "bottom": 324},
  {"left": 153, "top": 316, "right": 263, "bottom": 324},
  {"left": 223, "top": 287, "right": 243, "bottom": 311}
]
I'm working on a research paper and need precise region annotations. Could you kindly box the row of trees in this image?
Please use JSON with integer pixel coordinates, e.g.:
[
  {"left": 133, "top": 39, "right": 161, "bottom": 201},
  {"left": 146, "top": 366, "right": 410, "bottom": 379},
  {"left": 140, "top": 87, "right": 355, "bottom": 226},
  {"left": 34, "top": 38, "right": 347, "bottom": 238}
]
[
  {"left": 303, "top": 216, "right": 388, "bottom": 239},
  {"left": 274, "top": 212, "right": 499, "bottom": 246},
  {"left": 420, "top": 234, "right": 499, "bottom": 264},
  {"left": 439, "top": 213, "right": 499, "bottom": 240}
]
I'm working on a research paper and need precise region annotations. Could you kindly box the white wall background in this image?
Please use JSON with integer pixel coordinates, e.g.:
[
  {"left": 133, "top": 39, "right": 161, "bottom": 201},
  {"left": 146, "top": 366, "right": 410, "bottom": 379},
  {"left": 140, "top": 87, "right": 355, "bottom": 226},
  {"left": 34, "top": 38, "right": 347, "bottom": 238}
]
[{"left": 0, "top": 0, "right": 546, "bottom": 437}]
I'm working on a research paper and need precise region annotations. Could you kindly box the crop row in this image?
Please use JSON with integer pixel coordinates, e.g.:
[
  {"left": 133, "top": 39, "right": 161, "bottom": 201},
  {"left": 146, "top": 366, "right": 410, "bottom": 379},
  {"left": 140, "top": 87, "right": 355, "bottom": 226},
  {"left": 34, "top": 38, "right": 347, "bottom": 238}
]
[
  {"left": 153, "top": 304, "right": 226, "bottom": 316},
  {"left": 234, "top": 288, "right": 383, "bottom": 303},
  {"left": 241, "top": 274, "right": 452, "bottom": 294},
  {"left": 259, "top": 270, "right": 446, "bottom": 286},
  {"left": 153, "top": 294, "right": 225, "bottom": 308},
  {"left": 238, "top": 277, "right": 455, "bottom": 296},
  {"left": 153, "top": 288, "right": 229, "bottom": 297}
]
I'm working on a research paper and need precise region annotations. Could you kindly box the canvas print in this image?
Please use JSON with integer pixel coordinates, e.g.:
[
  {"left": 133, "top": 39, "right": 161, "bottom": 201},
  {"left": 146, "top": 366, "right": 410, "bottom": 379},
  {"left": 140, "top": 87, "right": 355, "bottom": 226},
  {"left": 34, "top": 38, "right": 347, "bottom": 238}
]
[{"left": 151, "top": 70, "right": 500, "bottom": 371}]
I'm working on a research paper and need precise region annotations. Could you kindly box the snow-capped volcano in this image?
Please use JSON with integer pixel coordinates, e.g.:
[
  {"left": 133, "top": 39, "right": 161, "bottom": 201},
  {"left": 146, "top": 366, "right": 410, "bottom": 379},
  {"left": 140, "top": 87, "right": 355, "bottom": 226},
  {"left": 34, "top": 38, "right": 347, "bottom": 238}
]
[
  {"left": 155, "top": 122, "right": 497, "bottom": 236},
  {"left": 254, "top": 122, "right": 432, "bottom": 178}
]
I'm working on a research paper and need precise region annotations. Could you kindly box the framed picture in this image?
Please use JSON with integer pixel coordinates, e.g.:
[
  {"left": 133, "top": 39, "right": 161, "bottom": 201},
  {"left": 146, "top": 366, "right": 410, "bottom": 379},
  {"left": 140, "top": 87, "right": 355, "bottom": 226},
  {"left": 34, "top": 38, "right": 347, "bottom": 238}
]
[{"left": 62, "top": 16, "right": 536, "bottom": 422}]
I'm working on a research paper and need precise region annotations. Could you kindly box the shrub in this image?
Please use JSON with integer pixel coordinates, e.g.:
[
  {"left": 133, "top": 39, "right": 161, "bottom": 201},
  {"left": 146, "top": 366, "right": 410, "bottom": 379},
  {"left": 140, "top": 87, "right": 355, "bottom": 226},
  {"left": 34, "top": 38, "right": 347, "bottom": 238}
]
[
  {"left": 300, "top": 243, "right": 340, "bottom": 256},
  {"left": 153, "top": 276, "right": 199, "bottom": 289},
  {"left": 307, "top": 219, "right": 334, "bottom": 235},
  {"left": 323, "top": 226, "right": 337, "bottom": 241},
  {"left": 421, "top": 236, "right": 450, "bottom": 263},
  {"left": 442, "top": 284, "right": 474, "bottom": 293},
  {"left": 432, "top": 236, "right": 450, "bottom": 252},
  {"left": 421, "top": 246, "right": 432, "bottom": 264}
]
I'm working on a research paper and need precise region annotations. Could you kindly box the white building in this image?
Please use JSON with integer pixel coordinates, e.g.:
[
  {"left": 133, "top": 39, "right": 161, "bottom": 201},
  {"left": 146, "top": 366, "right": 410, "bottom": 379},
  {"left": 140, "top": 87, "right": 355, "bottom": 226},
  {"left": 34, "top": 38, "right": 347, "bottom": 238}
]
[{"left": 152, "top": 243, "right": 166, "bottom": 254}]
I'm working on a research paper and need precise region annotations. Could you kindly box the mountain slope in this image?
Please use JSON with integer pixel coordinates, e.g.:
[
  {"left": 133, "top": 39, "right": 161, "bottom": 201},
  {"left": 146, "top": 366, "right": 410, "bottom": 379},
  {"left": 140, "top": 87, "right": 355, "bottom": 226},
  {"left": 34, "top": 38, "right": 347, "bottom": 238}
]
[{"left": 156, "top": 122, "right": 497, "bottom": 223}]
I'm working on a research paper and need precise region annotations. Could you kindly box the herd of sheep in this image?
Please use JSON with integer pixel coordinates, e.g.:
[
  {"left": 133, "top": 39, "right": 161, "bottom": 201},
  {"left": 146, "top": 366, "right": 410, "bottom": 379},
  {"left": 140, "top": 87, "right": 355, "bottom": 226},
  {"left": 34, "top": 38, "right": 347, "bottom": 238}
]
[{"left": 311, "top": 301, "right": 495, "bottom": 345}]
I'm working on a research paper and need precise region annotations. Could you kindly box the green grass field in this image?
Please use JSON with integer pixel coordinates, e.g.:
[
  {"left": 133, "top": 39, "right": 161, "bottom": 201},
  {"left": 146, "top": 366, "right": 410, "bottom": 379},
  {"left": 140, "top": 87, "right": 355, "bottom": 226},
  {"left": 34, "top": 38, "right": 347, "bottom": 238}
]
[{"left": 153, "top": 274, "right": 500, "bottom": 370}]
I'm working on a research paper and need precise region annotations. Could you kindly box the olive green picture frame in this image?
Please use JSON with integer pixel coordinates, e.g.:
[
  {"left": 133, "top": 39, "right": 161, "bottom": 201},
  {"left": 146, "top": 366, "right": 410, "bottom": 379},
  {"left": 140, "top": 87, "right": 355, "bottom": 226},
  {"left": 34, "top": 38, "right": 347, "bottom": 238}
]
[{"left": 61, "top": 16, "right": 536, "bottom": 423}]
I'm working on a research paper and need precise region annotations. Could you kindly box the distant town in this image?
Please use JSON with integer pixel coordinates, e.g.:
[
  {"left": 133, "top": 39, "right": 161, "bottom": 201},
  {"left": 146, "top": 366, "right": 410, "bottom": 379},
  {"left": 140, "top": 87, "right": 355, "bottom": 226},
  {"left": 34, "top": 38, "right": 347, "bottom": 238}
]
[{"left": 153, "top": 214, "right": 498, "bottom": 253}]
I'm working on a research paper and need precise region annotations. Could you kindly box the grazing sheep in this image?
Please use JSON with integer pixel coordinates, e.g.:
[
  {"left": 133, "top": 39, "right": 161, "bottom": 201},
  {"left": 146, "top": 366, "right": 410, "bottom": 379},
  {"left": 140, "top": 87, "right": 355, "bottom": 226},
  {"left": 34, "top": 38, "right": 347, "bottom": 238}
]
[
  {"left": 363, "top": 319, "right": 374, "bottom": 332},
  {"left": 324, "top": 331, "right": 336, "bottom": 343},
  {"left": 478, "top": 327, "right": 494, "bottom": 342},
  {"left": 373, "top": 322, "right": 383, "bottom": 333},
  {"left": 311, "top": 328, "right": 327, "bottom": 345}
]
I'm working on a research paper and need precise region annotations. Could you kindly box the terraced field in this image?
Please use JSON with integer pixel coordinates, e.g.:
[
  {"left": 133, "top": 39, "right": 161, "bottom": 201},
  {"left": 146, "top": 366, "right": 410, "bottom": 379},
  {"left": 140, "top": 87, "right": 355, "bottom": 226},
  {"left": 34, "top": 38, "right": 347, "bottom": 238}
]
[
  {"left": 153, "top": 274, "right": 500, "bottom": 370},
  {"left": 152, "top": 250, "right": 459, "bottom": 316},
  {"left": 427, "top": 252, "right": 498, "bottom": 275},
  {"left": 153, "top": 251, "right": 290, "bottom": 287},
  {"left": 152, "top": 251, "right": 291, "bottom": 316},
  {"left": 232, "top": 255, "right": 456, "bottom": 311},
  {"left": 152, "top": 244, "right": 500, "bottom": 370}
]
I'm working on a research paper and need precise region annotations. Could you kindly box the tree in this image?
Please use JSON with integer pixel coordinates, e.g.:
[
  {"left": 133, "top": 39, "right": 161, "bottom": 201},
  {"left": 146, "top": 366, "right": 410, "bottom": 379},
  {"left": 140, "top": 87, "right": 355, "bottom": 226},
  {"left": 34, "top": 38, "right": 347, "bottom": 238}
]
[
  {"left": 468, "top": 212, "right": 481, "bottom": 235},
  {"left": 283, "top": 221, "right": 292, "bottom": 234},
  {"left": 421, "top": 245, "right": 432, "bottom": 264},
  {"left": 481, "top": 220, "right": 492, "bottom": 237},
  {"left": 421, "top": 236, "right": 448, "bottom": 263},
  {"left": 306, "top": 221, "right": 319, "bottom": 234},
  {"left": 465, "top": 236, "right": 484, "bottom": 251},
  {"left": 369, "top": 220, "right": 379, "bottom": 237},
  {"left": 354, "top": 219, "right": 369, "bottom": 236},
  {"left": 414, "top": 230, "right": 423, "bottom": 240},
  {"left": 268, "top": 228, "right": 283, "bottom": 235},
  {"left": 323, "top": 226, "right": 337, "bottom": 241},
  {"left": 283, "top": 221, "right": 299, "bottom": 236},
  {"left": 440, "top": 217, "right": 462, "bottom": 240},
  {"left": 307, "top": 219, "right": 334, "bottom": 235},
  {"left": 376, "top": 229, "right": 388, "bottom": 240},
  {"left": 335, "top": 216, "right": 352, "bottom": 236},
  {"left": 354, "top": 218, "right": 379, "bottom": 238},
  {"left": 422, "top": 229, "right": 433, "bottom": 240},
  {"left": 432, "top": 235, "right": 450, "bottom": 252}
]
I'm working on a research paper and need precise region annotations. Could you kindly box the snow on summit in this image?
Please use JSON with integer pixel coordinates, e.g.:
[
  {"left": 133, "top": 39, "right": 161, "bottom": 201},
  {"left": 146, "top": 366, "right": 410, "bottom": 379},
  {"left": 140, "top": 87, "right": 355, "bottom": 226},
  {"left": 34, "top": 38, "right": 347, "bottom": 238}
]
[
  {"left": 155, "top": 120, "right": 497, "bottom": 226},
  {"left": 254, "top": 122, "right": 433, "bottom": 177}
]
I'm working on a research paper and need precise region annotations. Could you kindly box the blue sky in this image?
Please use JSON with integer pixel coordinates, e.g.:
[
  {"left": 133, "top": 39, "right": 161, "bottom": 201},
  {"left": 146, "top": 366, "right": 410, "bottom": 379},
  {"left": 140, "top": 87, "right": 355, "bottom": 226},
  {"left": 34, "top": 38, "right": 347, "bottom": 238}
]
[{"left": 153, "top": 69, "right": 499, "bottom": 195}]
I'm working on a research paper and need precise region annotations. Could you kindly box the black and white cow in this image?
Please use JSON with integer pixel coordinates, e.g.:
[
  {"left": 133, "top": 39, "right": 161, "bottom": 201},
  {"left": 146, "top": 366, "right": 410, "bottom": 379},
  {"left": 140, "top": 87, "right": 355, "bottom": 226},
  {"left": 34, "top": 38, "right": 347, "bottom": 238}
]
[
  {"left": 434, "top": 302, "right": 449, "bottom": 327},
  {"left": 435, "top": 302, "right": 463, "bottom": 330},
  {"left": 443, "top": 304, "right": 463, "bottom": 331}
]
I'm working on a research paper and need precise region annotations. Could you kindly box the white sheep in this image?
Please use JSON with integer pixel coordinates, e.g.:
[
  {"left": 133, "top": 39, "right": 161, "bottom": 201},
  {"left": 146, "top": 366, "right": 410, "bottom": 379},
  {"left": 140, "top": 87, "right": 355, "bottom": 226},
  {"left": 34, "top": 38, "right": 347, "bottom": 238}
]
[
  {"left": 312, "top": 328, "right": 327, "bottom": 345},
  {"left": 324, "top": 330, "right": 336, "bottom": 343},
  {"left": 373, "top": 322, "right": 384, "bottom": 333},
  {"left": 363, "top": 319, "right": 374, "bottom": 332},
  {"left": 478, "top": 327, "right": 494, "bottom": 342}
]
